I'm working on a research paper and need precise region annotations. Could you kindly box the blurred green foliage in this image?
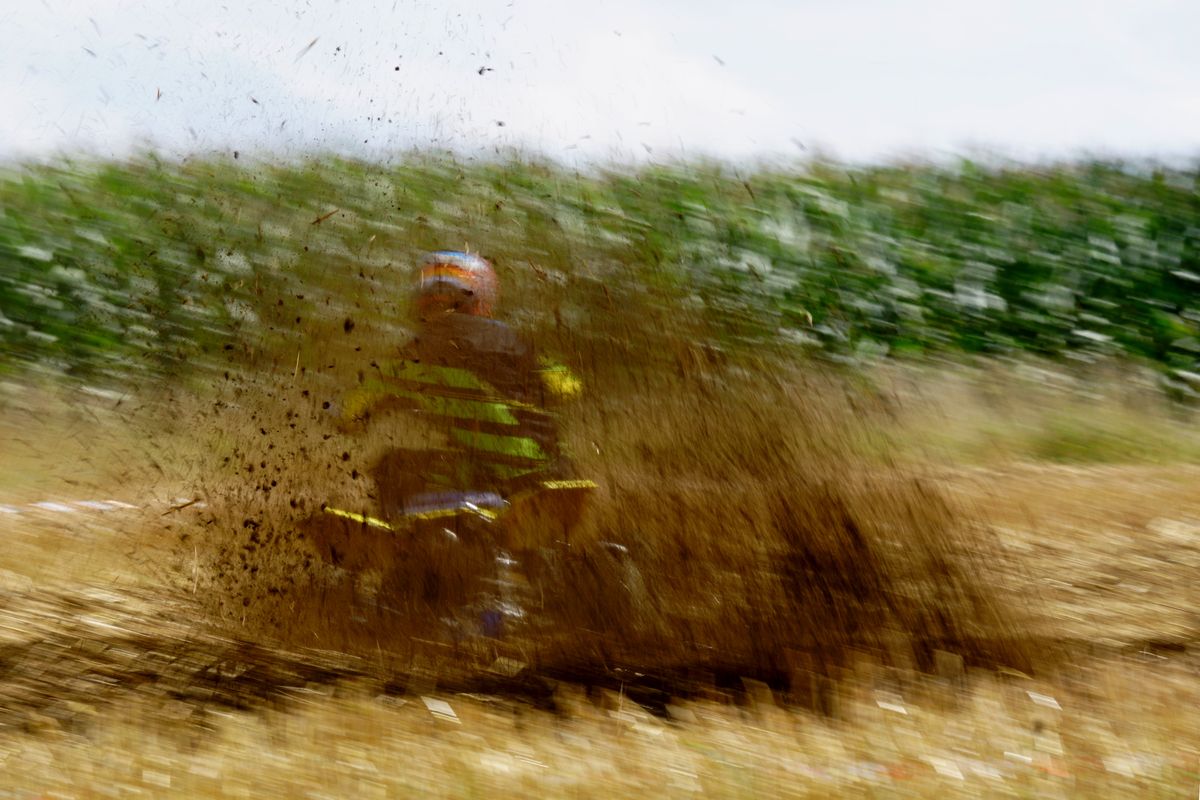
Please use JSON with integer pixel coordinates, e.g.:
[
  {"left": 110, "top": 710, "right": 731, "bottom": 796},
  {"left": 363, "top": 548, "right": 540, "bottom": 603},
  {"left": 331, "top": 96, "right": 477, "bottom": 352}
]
[{"left": 1, "top": 154, "right": 1198, "bottom": 393}]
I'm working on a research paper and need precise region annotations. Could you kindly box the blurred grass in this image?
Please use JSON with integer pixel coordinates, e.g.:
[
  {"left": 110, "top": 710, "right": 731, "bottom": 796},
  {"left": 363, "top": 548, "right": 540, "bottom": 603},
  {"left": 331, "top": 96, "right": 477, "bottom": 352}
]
[
  {"left": 2, "top": 154, "right": 1200, "bottom": 395},
  {"left": 870, "top": 359, "right": 1200, "bottom": 465},
  {"left": 0, "top": 647, "right": 1194, "bottom": 798}
]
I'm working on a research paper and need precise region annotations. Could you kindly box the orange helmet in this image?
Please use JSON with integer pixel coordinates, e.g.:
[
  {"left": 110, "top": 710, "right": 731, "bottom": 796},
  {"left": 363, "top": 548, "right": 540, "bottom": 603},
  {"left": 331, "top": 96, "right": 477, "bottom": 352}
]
[{"left": 416, "top": 251, "right": 499, "bottom": 317}]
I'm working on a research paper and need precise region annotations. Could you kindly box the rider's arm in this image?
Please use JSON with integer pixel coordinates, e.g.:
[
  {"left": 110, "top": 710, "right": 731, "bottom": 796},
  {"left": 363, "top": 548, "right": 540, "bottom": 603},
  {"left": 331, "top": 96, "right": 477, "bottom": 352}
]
[{"left": 536, "top": 356, "right": 582, "bottom": 401}]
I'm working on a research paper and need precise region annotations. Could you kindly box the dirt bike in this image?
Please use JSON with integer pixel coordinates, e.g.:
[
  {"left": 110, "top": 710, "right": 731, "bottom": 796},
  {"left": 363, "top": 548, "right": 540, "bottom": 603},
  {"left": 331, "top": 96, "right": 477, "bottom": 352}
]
[{"left": 305, "top": 469, "right": 597, "bottom": 638}]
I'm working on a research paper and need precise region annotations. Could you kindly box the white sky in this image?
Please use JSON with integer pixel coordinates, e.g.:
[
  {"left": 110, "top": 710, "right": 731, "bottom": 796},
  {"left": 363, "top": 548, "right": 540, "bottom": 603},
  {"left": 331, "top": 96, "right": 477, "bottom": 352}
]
[{"left": 3, "top": 0, "right": 1198, "bottom": 164}]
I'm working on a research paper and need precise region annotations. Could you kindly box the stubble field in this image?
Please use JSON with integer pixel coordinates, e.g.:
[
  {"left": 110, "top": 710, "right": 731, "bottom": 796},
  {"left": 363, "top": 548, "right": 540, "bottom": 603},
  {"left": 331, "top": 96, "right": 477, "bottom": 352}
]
[{"left": 0, "top": 367, "right": 1196, "bottom": 798}]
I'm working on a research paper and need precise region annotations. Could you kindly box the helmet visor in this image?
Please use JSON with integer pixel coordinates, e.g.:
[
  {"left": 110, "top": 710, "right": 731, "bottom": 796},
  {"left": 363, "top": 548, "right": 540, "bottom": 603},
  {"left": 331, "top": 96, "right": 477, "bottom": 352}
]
[{"left": 419, "top": 261, "right": 478, "bottom": 290}]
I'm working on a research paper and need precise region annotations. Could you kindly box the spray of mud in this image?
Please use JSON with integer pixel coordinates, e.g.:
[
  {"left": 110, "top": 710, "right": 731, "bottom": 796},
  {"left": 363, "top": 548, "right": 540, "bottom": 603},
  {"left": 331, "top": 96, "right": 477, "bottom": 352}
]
[{"left": 157, "top": 260, "right": 1029, "bottom": 700}]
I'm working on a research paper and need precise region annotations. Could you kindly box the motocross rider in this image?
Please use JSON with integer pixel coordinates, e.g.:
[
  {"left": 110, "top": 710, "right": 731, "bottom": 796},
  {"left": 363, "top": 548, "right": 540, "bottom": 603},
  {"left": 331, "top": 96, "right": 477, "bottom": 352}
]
[{"left": 341, "top": 251, "right": 583, "bottom": 527}]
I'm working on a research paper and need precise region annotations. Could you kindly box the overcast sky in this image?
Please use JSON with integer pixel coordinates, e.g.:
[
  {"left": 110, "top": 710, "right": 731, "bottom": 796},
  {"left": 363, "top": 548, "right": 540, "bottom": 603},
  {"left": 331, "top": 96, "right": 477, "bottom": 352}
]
[{"left": 4, "top": 0, "right": 1198, "bottom": 164}]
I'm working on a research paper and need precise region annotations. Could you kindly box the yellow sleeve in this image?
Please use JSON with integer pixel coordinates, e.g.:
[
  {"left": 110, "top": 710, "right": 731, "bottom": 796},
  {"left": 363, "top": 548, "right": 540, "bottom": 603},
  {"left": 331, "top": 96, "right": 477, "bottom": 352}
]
[{"left": 537, "top": 356, "right": 583, "bottom": 400}]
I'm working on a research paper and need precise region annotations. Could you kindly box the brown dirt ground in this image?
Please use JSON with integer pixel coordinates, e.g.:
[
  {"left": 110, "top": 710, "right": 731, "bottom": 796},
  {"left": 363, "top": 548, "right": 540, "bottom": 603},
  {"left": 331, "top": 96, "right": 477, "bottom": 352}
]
[{"left": 0, "top": 462, "right": 1196, "bottom": 797}]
